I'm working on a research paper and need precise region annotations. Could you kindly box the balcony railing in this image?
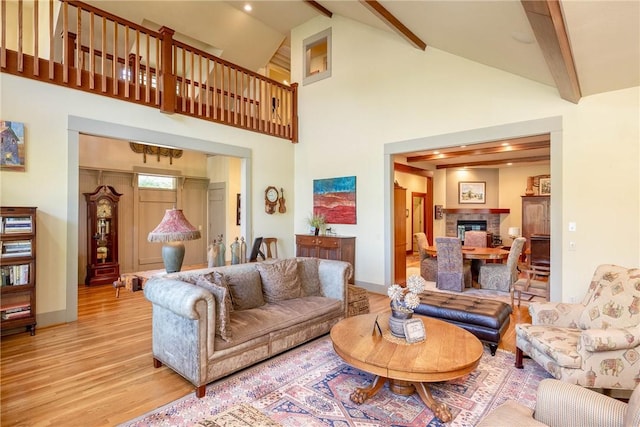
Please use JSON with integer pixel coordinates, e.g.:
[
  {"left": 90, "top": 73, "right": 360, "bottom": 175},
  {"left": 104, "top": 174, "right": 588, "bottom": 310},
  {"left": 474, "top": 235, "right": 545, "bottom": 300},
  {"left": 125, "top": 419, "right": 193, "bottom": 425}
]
[{"left": 1, "top": 0, "right": 298, "bottom": 142}]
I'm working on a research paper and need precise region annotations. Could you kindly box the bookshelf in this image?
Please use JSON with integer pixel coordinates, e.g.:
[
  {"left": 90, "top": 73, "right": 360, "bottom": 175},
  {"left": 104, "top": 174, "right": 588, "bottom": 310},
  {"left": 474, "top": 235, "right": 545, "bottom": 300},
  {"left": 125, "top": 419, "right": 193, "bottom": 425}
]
[{"left": 1, "top": 207, "right": 37, "bottom": 336}]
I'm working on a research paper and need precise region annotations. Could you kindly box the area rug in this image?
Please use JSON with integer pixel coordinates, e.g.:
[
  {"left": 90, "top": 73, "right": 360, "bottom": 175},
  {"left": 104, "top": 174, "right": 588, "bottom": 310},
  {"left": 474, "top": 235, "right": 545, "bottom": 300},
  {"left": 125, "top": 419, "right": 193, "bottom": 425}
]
[{"left": 123, "top": 336, "right": 551, "bottom": 427}]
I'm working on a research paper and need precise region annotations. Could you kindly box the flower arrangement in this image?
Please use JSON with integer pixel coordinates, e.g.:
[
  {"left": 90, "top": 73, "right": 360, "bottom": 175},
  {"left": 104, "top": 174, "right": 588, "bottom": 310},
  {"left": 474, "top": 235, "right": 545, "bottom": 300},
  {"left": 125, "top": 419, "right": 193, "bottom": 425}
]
[
  {"left": 387, "top": 274, "right": 427, "bottom": 313},
  {"left": 307, "top": 213, "right": 326, "bottom": 235}
]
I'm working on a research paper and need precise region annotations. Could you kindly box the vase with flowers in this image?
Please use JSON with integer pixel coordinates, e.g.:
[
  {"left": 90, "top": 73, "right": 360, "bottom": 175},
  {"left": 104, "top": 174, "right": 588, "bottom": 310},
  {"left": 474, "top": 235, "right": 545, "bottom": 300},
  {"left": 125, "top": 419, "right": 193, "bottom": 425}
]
[
  {"left": 307, "top": 213, "right": 326, "bottom": 236},
  {"left": 387, "top": 275, "right": 426, "bottom": 337}
]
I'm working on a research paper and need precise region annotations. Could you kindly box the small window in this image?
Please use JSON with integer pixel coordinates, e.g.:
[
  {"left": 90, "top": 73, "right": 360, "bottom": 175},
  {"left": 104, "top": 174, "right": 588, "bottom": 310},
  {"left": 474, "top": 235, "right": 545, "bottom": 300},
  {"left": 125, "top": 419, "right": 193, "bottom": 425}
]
[
  {"left": 138, "top": 174, "right": 176, "bottom": 189},
  {"left": 303, "top": 28, "right": 331, "bottom": 85}
]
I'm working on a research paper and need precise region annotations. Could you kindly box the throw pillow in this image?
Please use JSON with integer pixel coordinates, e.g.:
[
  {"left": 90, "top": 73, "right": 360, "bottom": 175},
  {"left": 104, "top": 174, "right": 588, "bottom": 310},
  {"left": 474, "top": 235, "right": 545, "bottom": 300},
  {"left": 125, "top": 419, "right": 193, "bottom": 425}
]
[
  {"left": 226, "top": 269, "right": 265, "bottom": 310},
  {"left": 195, "top": 272, "right": 233, "bottom": 342},
  {"left": 297, "top": 258, "right": 322, "bottom": 296},
  {"left": 257, "top": 258, "right": 302, "bottom": 303}
]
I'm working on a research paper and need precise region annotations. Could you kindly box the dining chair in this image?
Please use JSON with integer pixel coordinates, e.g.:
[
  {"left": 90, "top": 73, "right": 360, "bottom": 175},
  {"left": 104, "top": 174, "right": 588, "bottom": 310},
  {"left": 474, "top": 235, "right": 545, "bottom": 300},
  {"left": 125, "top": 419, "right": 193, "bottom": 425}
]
[
  {"left": 435, "top": 237, "right": 472, "bottom": 291},
  {"left": 478, "top": 237, "right": 526, "bottom": 292},
  {"left": 463, "top": 230, "right": 487, "bottom": 280},
  {"left": 261, "top": 237, "right": 278, "bottom": 259},
  {"left": 414, "top": 232, "right": 437, "bottom": 282},
  {"left": 511, "top": 263, "right": 550, "bottom": 307}
]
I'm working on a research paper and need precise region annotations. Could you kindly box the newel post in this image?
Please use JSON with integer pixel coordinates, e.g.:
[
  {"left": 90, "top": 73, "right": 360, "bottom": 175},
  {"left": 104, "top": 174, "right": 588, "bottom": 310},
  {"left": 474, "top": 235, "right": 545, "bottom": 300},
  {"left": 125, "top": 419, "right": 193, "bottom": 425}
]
[
  {"left": 159, "top": 26, "right": 176, "bottom": 114},
  {"left": 290, "top": 82, "right": 299, "bottom": 143}
]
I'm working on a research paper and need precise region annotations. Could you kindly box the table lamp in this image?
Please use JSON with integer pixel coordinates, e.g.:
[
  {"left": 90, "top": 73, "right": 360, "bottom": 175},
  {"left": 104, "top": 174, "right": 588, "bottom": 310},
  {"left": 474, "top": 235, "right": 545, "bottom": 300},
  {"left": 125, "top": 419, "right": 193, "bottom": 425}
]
[
  {"left": 508, "top": 226, "right": 521, "bottom": 241},
  {"left": 148, "top": 208, "right": 201, "bottom": 273}
]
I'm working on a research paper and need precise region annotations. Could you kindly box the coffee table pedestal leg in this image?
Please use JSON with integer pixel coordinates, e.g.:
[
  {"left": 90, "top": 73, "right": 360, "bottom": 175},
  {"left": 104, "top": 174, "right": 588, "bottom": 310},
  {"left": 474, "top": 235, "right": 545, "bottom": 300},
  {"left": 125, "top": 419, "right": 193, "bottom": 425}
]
[
  {"left": 414, "top": 381, "right": 452, "bottom": 423},
  {"left": 350, "top": 375, "right": 386, "bottom": 404}
]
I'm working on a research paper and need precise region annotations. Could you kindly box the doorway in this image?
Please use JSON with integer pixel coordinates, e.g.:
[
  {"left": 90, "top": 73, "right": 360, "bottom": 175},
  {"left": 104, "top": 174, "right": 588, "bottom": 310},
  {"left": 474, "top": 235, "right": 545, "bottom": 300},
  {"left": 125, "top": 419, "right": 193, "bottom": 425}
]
[{"left": 411, "top": 192, "right": 426, "bottom": 252}]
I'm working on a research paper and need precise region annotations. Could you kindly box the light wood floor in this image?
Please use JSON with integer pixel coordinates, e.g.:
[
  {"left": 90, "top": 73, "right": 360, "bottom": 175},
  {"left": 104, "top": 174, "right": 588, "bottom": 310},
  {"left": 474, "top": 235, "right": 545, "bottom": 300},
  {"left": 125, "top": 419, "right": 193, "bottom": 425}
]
[{"left": 0, "top": 274, "right": 530, "bottom": 427}]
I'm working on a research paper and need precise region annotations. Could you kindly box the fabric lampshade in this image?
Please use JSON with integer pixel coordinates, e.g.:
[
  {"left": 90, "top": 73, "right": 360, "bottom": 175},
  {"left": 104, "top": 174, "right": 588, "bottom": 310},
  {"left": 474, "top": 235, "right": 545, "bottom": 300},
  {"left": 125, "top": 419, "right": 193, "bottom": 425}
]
[
  {"left": 508, "top": 227, "right": 521, "bottom": 238},
  {"left": 148, "top": 209, "right": 201, "bottom": 242}
]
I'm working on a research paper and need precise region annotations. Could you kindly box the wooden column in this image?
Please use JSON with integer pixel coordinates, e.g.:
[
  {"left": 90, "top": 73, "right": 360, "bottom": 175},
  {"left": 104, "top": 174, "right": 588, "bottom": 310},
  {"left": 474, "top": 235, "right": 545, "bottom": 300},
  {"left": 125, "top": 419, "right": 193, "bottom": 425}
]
[{"left": 159, "top": 26, "right": 175, "bottom": 114}]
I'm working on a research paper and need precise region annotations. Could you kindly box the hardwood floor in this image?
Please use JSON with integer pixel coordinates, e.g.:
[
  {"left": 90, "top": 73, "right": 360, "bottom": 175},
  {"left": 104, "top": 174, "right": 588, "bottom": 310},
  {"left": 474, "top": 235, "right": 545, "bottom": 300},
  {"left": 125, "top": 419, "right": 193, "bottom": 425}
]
[{"left": 0, "top": 272, "right": 530, "bottom": 426}]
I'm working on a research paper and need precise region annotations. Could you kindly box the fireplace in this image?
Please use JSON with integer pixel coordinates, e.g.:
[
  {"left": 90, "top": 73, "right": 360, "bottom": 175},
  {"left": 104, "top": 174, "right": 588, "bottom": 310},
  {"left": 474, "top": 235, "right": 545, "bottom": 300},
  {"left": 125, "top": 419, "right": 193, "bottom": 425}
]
[{"left": 457, "top": 220, "right": 487, "bottom": 241}]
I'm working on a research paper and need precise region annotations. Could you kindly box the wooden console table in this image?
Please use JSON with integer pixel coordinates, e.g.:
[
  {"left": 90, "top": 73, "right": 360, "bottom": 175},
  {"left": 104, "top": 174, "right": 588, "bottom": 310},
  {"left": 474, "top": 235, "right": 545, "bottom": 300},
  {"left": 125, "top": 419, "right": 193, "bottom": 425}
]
[{"left": 295, "top": 234, "right": 355, "bottom": 283}]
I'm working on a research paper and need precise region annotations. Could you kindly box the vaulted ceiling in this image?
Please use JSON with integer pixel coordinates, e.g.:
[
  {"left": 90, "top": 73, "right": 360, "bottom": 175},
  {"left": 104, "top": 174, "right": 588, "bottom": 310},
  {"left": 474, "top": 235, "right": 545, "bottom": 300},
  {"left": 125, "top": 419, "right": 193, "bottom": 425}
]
[{"left": 84, "top": 1, "right": 638, "bottom": 167}]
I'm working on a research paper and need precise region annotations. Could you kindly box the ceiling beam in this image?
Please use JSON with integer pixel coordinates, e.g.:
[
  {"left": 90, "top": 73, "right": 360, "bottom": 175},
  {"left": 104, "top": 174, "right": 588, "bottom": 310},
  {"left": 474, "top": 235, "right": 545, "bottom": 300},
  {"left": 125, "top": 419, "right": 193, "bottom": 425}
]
[
  {"left": 304, "top": 1, "right": 332, "bottom": 18},
  {"left": 359, "top": 0, "right": 427, "bottom": 51},
  {"left": 435, "top": 155, "right": 550, "bottom": 170},
  {"left": 394, "top": 162, "right": 432, "bottom": 177},
  {"left": 406, "top": 135, "right": 550, "bottom": 163},
  {"left": 521, "top": 0, "right": 581, "bottom": 103}
]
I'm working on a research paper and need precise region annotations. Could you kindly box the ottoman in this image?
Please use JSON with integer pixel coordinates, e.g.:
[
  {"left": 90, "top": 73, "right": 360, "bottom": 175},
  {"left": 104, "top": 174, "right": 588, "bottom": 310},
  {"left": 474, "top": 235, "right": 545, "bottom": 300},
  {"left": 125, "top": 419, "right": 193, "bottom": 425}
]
[{"left": 414, "top": 291, "right": 512, "bottom": 355}]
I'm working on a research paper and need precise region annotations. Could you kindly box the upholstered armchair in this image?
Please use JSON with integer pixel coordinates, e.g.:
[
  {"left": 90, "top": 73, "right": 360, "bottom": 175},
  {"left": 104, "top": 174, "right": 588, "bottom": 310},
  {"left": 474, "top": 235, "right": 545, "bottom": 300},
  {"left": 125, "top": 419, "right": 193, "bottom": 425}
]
[
  {"left": 414, "top": 232, "right": 437, "bottom": 282},
  {"left": 478, "top": 237, "right": 525, "bottom": 292},
  {"left": 435, "top": 237, "right": 471, "bottom": 291},
  {"left": 516, "top": 264, "right": 640, "bottom": 391},
  {"left": 477, "top": 378, "right": 640, "bottom": 427}
]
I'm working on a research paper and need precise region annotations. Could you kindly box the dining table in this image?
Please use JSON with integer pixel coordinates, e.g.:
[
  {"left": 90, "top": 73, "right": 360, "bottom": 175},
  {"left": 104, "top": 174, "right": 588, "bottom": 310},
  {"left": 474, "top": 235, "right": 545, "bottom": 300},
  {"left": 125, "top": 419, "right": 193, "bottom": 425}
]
[{"left": 424, "top": 245, "right": 510, "bottom": 262}]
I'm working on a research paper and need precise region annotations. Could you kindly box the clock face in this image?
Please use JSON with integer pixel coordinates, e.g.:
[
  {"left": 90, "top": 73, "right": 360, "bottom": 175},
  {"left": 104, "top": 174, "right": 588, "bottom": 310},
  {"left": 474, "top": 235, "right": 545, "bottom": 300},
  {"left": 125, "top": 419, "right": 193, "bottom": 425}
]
[
  {"left": 266, "top": 187, "right": 279, "bottom": 203},
  {"left": 97, "top": 199, "right": 112, "bottom": 218}
]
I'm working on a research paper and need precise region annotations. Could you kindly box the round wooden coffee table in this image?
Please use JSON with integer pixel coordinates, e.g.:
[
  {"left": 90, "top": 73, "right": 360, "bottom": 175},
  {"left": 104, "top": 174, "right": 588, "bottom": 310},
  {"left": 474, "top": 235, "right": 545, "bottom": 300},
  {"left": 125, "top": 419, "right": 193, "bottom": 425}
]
[{"left": 330, "top": 312, "right": 483, "bottom": 423}]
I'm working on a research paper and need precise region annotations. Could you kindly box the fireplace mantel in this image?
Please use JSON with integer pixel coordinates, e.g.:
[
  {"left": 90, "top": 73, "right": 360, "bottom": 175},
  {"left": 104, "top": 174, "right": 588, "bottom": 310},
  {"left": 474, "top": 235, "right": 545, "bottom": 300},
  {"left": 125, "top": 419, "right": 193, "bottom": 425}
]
[{"left": 443, "top": 208, "right": 510, "bottom": 214}]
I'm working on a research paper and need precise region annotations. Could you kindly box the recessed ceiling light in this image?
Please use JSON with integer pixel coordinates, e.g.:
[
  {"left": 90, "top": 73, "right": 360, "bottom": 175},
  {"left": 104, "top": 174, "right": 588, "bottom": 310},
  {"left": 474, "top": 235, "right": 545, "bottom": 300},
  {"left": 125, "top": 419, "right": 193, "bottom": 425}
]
[
  {"left": 244, "top": 4, "right": 252, "bottom": 12},
  {"left": 433, "top": 151, "right": 440, "bottom": 155},
  {"left": 460, "top": 145, "right": 467, "bottom": 148},
  {"left": 501, "top": 142, "right": 509, "bottom": 146},
  {"left": 507, "top": 162, "right": 513, "bottom": 166}
]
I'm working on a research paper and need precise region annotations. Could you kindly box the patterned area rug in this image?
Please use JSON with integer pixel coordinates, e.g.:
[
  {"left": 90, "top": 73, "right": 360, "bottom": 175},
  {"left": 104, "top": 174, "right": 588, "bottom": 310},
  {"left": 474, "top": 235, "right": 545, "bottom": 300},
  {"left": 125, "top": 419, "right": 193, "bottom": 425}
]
[{"left": 124, "top": 336, "right": 551, "bottom": 427}]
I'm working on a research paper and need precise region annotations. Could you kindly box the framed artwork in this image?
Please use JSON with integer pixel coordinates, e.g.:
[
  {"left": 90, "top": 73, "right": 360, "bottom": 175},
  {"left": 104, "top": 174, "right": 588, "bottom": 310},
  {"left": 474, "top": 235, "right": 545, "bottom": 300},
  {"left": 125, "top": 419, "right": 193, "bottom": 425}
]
[
  {"left": 236, "top": 193, "right": 241, "bottom": 225},
  {"left": 459, "top": 181, "right": 486, "bottom": 204},
  {"left": 1, "top": 121, "right": 26, "bottom": 171},
  {"left": 434, "top": 204, "right": 443, "bottom": 220},
  {"left": 403, "top": 318, "right": 426, "bottom": 343},
  {"left": 539, "top": 177, "right": 551, "bottom": 195},
  {"left": 313, "top": 176, "right": 356, "bottom": 224}
]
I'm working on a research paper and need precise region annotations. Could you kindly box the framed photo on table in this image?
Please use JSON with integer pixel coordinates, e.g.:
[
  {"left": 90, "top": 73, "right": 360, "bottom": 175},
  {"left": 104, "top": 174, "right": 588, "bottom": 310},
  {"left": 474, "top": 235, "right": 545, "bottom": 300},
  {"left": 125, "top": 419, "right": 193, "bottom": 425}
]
[
  {"left": 459, "top": 181, "right": 486, "bottom": 204},
  {"left": 403, "top": 318, "right": 426, "bottom": 343}
]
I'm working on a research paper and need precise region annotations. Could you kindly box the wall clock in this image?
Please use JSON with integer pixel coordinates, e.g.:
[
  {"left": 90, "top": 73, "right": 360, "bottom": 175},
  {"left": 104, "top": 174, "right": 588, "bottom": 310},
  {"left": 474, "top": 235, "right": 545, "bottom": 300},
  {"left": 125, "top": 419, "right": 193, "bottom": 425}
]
[{"left": 265, "top": 186, "right": 279, "bottom": 214}]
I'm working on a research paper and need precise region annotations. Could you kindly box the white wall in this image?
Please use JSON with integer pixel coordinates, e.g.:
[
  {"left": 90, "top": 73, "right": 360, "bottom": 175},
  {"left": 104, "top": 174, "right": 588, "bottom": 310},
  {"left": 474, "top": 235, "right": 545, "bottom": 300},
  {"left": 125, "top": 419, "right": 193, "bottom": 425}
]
[
  {"left": 0, "top": 73, "right": 295, "bottom": 327},
  {"left": 291, "top": 15, "right": 640, "bottom": 302}
]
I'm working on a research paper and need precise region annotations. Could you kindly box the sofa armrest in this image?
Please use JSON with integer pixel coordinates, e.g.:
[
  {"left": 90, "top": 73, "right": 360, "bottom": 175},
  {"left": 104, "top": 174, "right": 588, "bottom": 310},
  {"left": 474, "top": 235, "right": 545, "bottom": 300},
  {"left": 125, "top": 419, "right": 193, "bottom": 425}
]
[
  {"left": 317, "top": 259, "right": 352, "bottom": 316},
  {"left": 529, "top": 302, "right": 584, "bottom": 327},
  {"left": 581, "top": 324, "right": 640, "bottom": 351},
  {"left": 143, "top": 278, "right": 216, "bottom": 385},
  {"left": 534, "top": 379, "right": 627, "bottom": 427}
]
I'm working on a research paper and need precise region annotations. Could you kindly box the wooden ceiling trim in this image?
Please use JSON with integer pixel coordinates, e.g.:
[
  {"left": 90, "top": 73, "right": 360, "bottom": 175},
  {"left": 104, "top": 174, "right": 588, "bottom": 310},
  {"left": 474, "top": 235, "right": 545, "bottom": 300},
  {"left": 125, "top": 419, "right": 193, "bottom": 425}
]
[
  {"left": 394, "top": 162, "right": 432, "bottom": 177},
  {"left": 406, "top": 137, "right": 550, "bottom": 163},
  {"left": 304, "top": 1, "right": 333, "bottom": 18},
  {"left": 359, "top": 0, "right": 427, "bottom": 51},
  {"left": 435, "top": 155, "right": 550, "bottom": 170},
  {"left": 522, "top": 0, "right": 581, "bottom": 103}
]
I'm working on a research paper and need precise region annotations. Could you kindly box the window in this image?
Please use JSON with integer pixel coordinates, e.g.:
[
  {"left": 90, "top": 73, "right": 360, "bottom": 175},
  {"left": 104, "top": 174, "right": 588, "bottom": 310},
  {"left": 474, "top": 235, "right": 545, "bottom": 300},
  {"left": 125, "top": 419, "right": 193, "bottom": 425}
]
[
  {"left": 138, "top": 174, "right": 176, "bottom": 189},
  {"left": 303, "top": 28, "right": 331, "bottom": 85}
]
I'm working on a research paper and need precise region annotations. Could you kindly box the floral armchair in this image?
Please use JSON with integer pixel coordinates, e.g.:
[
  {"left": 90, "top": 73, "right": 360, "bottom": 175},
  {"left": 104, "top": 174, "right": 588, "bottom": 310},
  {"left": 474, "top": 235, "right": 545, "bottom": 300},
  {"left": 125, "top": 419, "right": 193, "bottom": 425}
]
[{"left": 515, "top": 264, "right": 640, "bottom": 390}]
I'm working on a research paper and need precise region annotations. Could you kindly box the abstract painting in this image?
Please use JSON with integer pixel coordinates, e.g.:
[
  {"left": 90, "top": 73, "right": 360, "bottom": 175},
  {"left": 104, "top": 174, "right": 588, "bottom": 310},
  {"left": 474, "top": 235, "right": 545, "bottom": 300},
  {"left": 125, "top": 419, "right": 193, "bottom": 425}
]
[
  {"left": 1, "top": 121, "right": 26, "bottom": 171},
  {"left": 313, "top": 176, "right": 356, "bottom": 224}
]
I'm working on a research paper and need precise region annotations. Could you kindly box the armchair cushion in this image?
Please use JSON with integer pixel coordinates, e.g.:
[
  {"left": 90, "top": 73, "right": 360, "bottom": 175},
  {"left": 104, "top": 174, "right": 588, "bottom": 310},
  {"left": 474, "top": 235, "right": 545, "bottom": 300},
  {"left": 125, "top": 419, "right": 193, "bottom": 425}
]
[
  {"left": 529, "top": 302, "right": 583, "bottom": 328},
  {"left": 578, "top": 265, "right": 640, "bottom": 330},
  {"left": 518, "top": 324, "right": 582, "bottom": 368}
]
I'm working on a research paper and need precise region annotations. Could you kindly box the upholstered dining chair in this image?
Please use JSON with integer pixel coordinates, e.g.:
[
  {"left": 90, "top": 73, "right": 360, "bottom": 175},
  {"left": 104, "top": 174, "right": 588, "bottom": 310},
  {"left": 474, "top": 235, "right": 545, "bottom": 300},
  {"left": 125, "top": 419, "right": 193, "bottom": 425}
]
[
  {"left": 463, "top": 230, "right": 487, "bottom": 280},
  {"left": 478, "top": 237, "right": 525, "bottom": 292},
  {"left": 435, "top": 237, "right": 472, "bottom": 291},
  {"left": 414, "top": 232, "right": 437, "bottom": 282}
]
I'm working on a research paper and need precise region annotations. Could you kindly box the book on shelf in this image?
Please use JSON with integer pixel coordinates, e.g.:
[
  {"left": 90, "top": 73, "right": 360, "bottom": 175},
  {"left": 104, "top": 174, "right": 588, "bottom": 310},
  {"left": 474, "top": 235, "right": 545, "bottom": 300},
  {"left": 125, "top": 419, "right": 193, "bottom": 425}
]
[
  {"left": 1, "top": 264, "right": 30, "bottom": 286},
  {"left": 1, "top": 240, "right": 32, "bottom": 258},
  {"left": 1, "top": 302, "right": 30, "bottom": 312},
  {"left": 2, "top": 217, "right": 33, "bottom": 234},
  {"left": 2, "top": 309, "right": 31, "bottom": 320}
]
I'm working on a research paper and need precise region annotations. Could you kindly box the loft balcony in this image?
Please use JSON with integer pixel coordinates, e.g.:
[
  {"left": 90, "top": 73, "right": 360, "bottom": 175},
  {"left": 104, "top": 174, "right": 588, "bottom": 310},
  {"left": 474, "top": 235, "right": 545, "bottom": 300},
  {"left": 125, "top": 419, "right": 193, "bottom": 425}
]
[{"left": 1, "top": 0, "right": 298, "bottom": 142}]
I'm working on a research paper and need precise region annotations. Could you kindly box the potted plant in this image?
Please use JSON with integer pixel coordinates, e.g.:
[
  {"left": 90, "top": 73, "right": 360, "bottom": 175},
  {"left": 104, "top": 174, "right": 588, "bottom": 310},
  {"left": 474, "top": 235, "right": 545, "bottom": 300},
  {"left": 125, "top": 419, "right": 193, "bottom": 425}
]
[
  {"left": 387, "top": 275, "right": 426, "bottom": 337},
  {"left": 307, "top": 213, "right": 326, "bottom": 236}
]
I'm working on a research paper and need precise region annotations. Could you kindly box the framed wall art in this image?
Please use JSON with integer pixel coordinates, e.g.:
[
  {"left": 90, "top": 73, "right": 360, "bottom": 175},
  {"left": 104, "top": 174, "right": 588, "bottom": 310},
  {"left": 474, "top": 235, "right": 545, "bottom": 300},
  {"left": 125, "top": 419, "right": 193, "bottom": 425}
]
[
  {"left": 313, "top": 176, "right": 356, "bottom": 224},
  {"left": 1, "top": 121, "right": 26, "bottom": 171},
  {"left": 539, "top": 177, "right": 551, "bottom": 195},
  {"left": 459, "top": 181, "right": 486, "bottom": 204}
]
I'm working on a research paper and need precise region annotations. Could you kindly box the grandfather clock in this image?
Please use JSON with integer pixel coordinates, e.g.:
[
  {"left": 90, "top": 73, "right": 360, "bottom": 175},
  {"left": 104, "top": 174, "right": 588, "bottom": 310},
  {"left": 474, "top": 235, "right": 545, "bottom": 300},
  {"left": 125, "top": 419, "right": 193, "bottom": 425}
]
[{"left": 84, "top": 185, "right": 122, "bottom": 286}]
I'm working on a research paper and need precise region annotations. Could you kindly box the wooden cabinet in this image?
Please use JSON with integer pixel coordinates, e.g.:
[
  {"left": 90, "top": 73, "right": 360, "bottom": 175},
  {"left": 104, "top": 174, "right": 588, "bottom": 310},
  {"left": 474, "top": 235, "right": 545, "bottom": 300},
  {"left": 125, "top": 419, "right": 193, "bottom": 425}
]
[
  {"left": 522, "top": 195, "right": 550, "bottom": 254},
  {"left": 84, "top": 185, "right": 121, "bottom": 286},
  {"left": 1, "top": 206, "right": 37, "bottom": 336},
  {"left": 295, "top": 235, "right": 355, "bottom": 283},
  {"left": 530, "top": 234, "right": 551, "bottom": 267},
  {"left": 394, "top": 184, "right": 407, "bottom": 284}
]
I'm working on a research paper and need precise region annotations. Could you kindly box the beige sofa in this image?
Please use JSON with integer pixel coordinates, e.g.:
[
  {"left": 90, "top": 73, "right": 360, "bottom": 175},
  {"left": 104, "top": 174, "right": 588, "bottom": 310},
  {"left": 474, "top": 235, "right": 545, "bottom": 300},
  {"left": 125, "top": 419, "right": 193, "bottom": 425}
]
[{"left": 144, "top": 257, "right": 352, "bottom": 397}]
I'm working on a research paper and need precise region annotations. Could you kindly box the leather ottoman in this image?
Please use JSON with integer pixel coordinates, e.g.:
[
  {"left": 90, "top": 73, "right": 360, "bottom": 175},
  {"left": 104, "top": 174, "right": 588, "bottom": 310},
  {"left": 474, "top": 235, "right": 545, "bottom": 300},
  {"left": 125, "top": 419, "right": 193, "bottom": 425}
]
[{"left": 414, "top": 291, "right": 512, "bottom": 355}]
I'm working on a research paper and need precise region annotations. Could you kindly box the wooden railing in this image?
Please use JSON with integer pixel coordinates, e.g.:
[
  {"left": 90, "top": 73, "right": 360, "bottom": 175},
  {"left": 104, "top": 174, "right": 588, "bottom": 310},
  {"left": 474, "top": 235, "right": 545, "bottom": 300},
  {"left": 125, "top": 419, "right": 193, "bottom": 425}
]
[{"left": 0, "top": 0, "right": 298, "bottom": 142}]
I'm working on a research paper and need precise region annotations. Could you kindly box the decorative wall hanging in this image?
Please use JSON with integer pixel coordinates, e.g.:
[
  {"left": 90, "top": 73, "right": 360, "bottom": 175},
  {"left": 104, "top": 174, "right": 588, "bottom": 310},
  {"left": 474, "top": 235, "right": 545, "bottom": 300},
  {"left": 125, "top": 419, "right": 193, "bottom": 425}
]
[
  {"left": 129, "top": 142, "right": 183, "bottom": 164},
  {"left": 313, "top": 176, "right": 356, "bottom": 224},
  {"left": 1, "top": 121, "right": 26, "bottom": 171},
  {"left": 459, "top": 181, "right": 486, "bottom": 204}
]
